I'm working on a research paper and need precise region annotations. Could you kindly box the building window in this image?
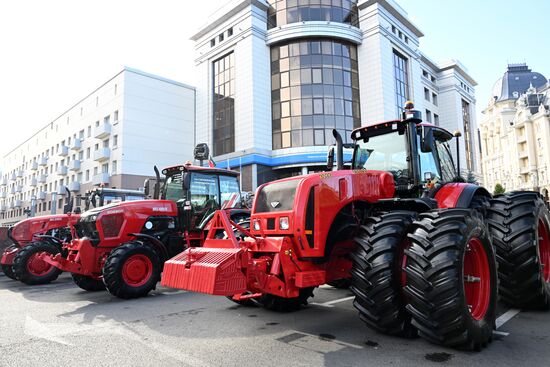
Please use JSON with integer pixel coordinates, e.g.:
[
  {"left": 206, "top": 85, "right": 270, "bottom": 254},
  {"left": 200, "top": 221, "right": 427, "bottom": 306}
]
[
  {"left": 425, "top": 109, "right": 432, "bottom": 123},
  {"left": 210, "top": 39, "right": 215, "bottom": 47},
  {"left": 114, "top": 110, "right": 119, "bottom": 121},
  {"left": 112, "top": 161, "right": 117, "bottom": 174},
  {"left": 462, "top": 99, "right": 474, "bottom": 171},
  {"left": 271, "top": 39, "right": 361, "bottom": 149},
  {"left": 432, "top": 93, "right": 438, "bottom": 106},
  {"left": 86, "top": 148, "right": 91, "bottom": 159},
  {"left": 424, "top": 88, "right": 430, "bottom": 101},
  {"left": 267, "top": 0, "right": 359, "bottom": 29},
  {"left": 434, "top": 114, "right": 439, "bottom": 126},
  {"left": 87, "top": 126, "right": 91, "bottom": 137},
  {"left": 393, "top": 50, "right": 410, "bottom": 118},
  {"left": 114, "top": 83, "right": 117, "bottom": 95},
  {"left": 85, "top": 170, "right": 90, "bottom": 181},
  {"left": 113, "top": 135, "right": 118, "bottom": 148},
  {"left": 219, "top": 33, "right": 224, "bottom": 42},
  {"left": 212, "top": 52, "right": 235, "bottom": 156},
  {"left": 227, "top": 27, "right": 233, "bottom": 37}
]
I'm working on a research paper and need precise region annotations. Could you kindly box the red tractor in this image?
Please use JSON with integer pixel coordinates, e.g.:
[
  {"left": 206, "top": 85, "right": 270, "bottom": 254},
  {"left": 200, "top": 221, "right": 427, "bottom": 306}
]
[
  {"left": 161, "top": 103, "right": 550, "bottom": 350},
  {"left": 40, "top": 162, "right": 249, "bottom": 299},
  {"left": 1, "top": 187, "right": 146, "bottom": 285}
]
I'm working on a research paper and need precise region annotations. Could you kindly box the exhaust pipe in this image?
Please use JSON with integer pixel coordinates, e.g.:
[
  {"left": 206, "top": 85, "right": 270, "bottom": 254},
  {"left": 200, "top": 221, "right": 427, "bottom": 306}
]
[
  {"left": 332, "top": 129, "right": 344, "bottom": 171},
  {"left": 153, "top": 166, "right": 161, "bottom": 200}
]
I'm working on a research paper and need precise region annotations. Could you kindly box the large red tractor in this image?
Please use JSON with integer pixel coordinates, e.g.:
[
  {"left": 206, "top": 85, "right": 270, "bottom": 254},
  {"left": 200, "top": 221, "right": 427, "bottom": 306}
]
[
  {"left": 1, "top": 187, "right": 146, "bottom": 285},
  {"left": 161, "top": 103, "right": 550, "bottom": 350},
  {"left": 40, "top": 162, "right": 249, "bottom": 299}
]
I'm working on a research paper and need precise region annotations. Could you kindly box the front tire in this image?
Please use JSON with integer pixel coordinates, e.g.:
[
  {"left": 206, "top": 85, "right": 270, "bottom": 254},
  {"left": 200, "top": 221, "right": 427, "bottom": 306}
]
[
  {"left": 404, "top": 209, "right": 497, "bottom": 350},
  {"left": 350, "top": 211, "right": 417, "bottom": 337},
  {"left": 103, "top": 242, "right": 161, "bottom": 299},
  {"left": 487, "top": 192, "right": 550, "bottom": 309},
  {"left": 13, "top": 242, "right": 62, "bottom": 285},
  {"left": 257, "top": 288, "right": 314, "bottom": 312},
  {"left": 1, "top": 264, "right": 17, "bottom": 280}
]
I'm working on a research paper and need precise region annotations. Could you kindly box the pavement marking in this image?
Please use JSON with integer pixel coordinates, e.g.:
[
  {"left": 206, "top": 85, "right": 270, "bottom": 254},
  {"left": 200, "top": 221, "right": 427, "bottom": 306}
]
[
  {"left": 493, "top": 330, "right": 510, "bottom": 337},
  {"left": 496, "top": 308, "right": 521, "bottom": 329},
  {"left": 285, "top": 330, "right": 363, "bottom": 350},
  {"left": 311, "top": 296, "right": 355, "bottom": 308}
]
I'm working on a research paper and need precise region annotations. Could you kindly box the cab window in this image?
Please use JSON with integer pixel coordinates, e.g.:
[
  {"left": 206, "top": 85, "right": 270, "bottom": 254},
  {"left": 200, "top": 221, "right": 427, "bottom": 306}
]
[
  {"left": 435, "top": 139, "right": 456, "bottom": 182},
  {"left": 165, "top": 173, "right": 184, "bottom": 202},
  {"left": 219, "top": 175, "right": 241, "bottom": 209},
  {"left": 190, "top": 173, "right": 219, "bottom": 211}
]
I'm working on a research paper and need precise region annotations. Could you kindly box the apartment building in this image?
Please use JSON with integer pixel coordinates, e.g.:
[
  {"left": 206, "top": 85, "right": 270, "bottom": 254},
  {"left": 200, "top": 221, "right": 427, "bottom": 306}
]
[{"left": 0, "top": 67, "right": 195, "bottom": 225}]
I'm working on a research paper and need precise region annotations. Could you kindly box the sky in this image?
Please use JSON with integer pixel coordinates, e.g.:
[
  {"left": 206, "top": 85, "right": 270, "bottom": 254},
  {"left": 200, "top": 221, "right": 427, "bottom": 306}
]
[{"left": 0, "top": 0, "right": 549, "bottom": 160}]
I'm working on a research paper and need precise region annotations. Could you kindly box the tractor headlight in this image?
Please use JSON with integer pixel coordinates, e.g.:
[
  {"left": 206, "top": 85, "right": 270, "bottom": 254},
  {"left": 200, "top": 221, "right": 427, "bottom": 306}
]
[
  {"left": 253, "top": 219, "right": 261, "bottom": 231},
  {"left": 279, "top": 217, "right": 289, "bottom": 230}
]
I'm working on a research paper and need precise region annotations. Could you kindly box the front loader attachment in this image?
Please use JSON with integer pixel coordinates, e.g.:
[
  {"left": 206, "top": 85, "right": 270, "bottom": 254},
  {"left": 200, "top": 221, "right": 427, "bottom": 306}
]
[{"left": 161, "top": 210, "right": 251, "bottom": 295}]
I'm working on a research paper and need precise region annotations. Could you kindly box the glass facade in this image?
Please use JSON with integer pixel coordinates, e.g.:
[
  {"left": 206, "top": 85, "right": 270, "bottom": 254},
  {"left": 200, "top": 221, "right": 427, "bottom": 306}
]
[
  {"left": 393, "top": 50, "right": 410, "bottom": 118},
  {"left": 462, "top": 99, "right": 473, "bottom": 171},
  {"left": 271, "top": 39, "right": 361, "bottom": 149},
  {"left": 212, "top": 53, "right": 235, "bottom": 156},
  {"left": 267, "top": 0, "right": 359, "bottom": 29}
]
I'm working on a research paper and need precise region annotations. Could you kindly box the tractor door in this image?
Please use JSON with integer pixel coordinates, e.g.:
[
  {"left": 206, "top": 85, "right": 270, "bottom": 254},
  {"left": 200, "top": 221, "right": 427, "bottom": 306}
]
[{"left": 186, "top": 173, "right": 220, "bottom": 230}]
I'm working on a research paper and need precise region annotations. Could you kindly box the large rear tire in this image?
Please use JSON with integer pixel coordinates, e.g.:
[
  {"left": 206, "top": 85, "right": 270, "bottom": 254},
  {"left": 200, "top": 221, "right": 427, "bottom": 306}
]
[
  {"left": 72, "top": 273, "right": 106, "bottom": 291},
  {"left": 350, "top": 211, "right": 417, "bottom": 337},
  {"left": 13, "top": 242, "right": 62, "bottom": 285},
  {"left": 103, "top": 242, "right": 161, "bottom": 299},
  {"left": 1, "top": 264, "right": 17, "bottom": 280},
  {"left": 404, "top": 209, "right": 497, "bottom": 350},
  {"left": 487, "top": 192, "right": 550, "bottom": 309},
  {"left": 257, "top": 288, "right": 314, "bottom": 312}
]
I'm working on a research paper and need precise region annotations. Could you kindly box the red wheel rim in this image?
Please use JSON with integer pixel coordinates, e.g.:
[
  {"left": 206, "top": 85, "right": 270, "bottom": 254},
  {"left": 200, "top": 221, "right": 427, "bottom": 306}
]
[
  {"left": 538, "top": 219, "right": 550, "bottom": 283},
  {"left": 26, "top": 253, "right": 54, "bottom": 276},
  {"left": 122, "top": 254, "right": 153, "bottom": 287},
  {"left": 463, "top": 237, "right": 491, "bottom": 321}
]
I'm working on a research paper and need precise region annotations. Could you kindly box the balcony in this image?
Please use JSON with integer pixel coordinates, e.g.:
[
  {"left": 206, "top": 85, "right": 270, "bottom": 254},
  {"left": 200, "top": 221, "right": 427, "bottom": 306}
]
[
  {"left": 16, "top": 170, "right": 24, "bottom": 178},
  {"left": 58, "top": 145, "right": 69, "bottom": 157},
  {"left": 56, "top": 185, "right": 68, "bottom": 195},
  {"left": 10, "top": 172, "right": 16, "bottom": 181},
  {"left": 7, "top": 202, "right": 14, "bottom": 209},
  {"left": 38, "top": 174, "right": 47, "bottom": 183},
  {"left": 520, "top": 166, "right": 530, "bottom": 174},
  {"left": 30, "top": 162, "right": 38, "bottom": 171},
  {"left": 37, "top": 191, "right": 47, "bottom": 200},
  {"left": 94, "top": 122, "right": 111, "bottom": 139},
  {"left": 92, "top": 172, "right": 110, "bottom": 186},
  {"left": 0, "top": 205, "right": 6, "bottom": 212},
  {"left": 39, "top": 156, "right": 48, "bottom": 166},
  {"left": 68, "top": 160, "right": 81, "bottom": 171},
  {"left": 13, "top": 200, "right": 22, "bottom": 208},
  {"left": 519, "top": 150, "right": 529, "bottom": 158},
  {"left": 69, "top": 182, "right": 81, "bottom": 192},
  {"left": 70, "top": 139, "right": 82, "bottom": 150},
  {"left": 29, "top": 178, "right": 38, "bottom": 187},
  {"left": 10, "top": 185, "right": 22, "bottom": 194},
  {"left": 93, "top": 148, "right": 110, "bottom": 162},
  {"left": 57, "top": 166, "right": 68, "bottom": 176},
  {"left": 0, "top": 192, "right": 6, "bottom": 199},
  {"left": 0, "top": 178, "right": 7, "bottom": 186}
]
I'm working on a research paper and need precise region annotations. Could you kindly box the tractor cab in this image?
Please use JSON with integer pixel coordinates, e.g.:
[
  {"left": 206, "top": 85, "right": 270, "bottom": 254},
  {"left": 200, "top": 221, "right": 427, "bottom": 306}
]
[
  {"left": 83, "top": 187, "right": 147, "bottom": 211},
  {"left": 342, "top": 102, "right": 459, "bottom": 199},
  {"left": 160, "top": 163, "right": 243, "bottom": 232}
]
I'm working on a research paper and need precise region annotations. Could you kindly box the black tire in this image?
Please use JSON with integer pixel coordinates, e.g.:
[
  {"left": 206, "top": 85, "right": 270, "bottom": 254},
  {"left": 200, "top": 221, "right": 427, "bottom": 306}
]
[
  {"left": 328, "top": 279, "right": 351, "bottom": 289},
  {"left": 257, "top": 288, "right": 314, "bottom": 312},
  {"left": 103, "top": 241, "right": 161, "bottom": 299},
  {"left": 404, "top": 209, "right": 498, "bottom": 350},
  {"left": 1, "top": 264, "right": 17, "bottom": 280},
  {"left": 13, "top": 242, "right": 62, "bottom": 285},
  {"left": 487, "top": 191, "right": 550, "bottom": 309},
  {"left": 72, "top": 273, "right": 106, "bottom": 291},
  {"left": 350, "top": 211, "right": 417, "bottom": 337},
  {"left": 470, "top": 195, "right": 491, "bottom": 216}
]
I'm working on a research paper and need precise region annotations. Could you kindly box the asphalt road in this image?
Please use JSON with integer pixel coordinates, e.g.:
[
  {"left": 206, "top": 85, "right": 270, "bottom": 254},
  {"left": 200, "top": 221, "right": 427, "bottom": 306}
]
[{"left": 1, "top": 272, "right": 549, "bottom": 367}]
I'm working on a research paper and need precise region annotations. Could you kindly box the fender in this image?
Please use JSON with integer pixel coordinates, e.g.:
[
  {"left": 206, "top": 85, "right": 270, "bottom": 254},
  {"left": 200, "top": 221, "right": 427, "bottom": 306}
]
[
  {"left": 128, "top": 232, "right": 169, "bottom": 261},
  {"left": 435, "top": 183, "right": 491, "bottom": 209}
]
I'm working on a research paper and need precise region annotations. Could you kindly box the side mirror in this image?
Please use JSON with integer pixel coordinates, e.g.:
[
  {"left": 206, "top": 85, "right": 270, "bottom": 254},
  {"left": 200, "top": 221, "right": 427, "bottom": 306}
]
[
  {"left": 420, "top": 126, "right": 435, "bottom": 153},
  {"left": 326, "top": 146, "right": 335, "bottom": 170},
  {"left": 143, "top": 179, "right": 150, "bottom": 197}
]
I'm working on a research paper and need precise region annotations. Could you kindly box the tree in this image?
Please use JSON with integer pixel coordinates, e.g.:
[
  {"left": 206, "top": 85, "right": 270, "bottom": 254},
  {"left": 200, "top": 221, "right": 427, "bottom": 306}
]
[
  {"left": 494, "top": 183, "right": 506, "bottom": 195},
  {"left": 466, "top": 170, "right": 477, "bottom": 184}
]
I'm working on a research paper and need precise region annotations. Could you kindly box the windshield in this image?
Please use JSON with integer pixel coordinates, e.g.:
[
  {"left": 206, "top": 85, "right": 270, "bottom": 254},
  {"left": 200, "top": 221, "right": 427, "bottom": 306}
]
[
  {"left": 164, "top": 172, "right": 184, "bottom": 202},
  {"left": 220, "top": 175, "right": 241, "bottom": 209},
  {"left": 354, "top": 131, "right": 409, "bottom": 181}
]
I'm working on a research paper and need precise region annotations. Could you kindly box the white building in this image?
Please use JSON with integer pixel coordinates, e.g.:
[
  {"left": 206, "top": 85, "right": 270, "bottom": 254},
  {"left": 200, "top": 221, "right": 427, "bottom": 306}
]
[
  {"left": 193, "top": 0, "right": 479, "bottom": 191},
  {"left": 0, "top": 67, "right": 195, "bottom": 225}
]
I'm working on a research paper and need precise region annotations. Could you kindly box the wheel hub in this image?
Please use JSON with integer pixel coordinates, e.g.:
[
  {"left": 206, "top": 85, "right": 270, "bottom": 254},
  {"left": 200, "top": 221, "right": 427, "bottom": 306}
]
[
  {"left": 538, "top": 219, "right": 550, "bottom": 283},
  {"left": 26, "top": 253, "right": 53, "bottom": 276},
  {"left": 122, "top": 254, "right": 153, "bottom": 287},
  {"left": 463, "top": 237, "right": 491, "bottom": 321}
]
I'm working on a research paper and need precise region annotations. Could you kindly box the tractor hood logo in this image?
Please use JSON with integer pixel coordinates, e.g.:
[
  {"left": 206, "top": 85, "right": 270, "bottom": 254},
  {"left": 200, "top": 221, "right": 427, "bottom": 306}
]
[{"left": 270, "top": 201, "right": 280, "bottom": 208}]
